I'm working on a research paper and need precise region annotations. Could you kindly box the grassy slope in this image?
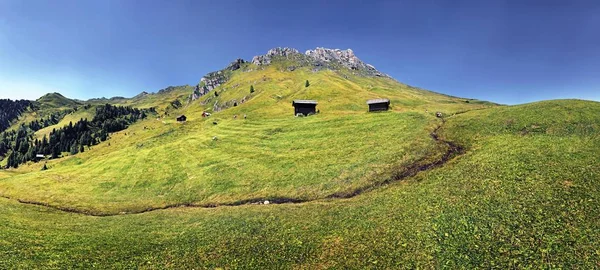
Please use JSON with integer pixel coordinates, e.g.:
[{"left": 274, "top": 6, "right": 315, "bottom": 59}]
[
  {"left": 34, "top": 107, "right": 96, "bottom": 139},
  {"left": 1, "top": 58, "right": 598, "bottom": 268},
  {"left": 5, "top": 93, "right": 81, "bottom": 132},
  {"left": 109, "top": 85, "right": 194, "bottom": 113},
  {"left": 0, "top": 112, "right": 442, "bottom": 214},
  {"left": 0, "top": 99, "right": 598, "bottom": 268},
  {"left": 0, "top": 66, "right": 489, "bottom": 214},
  {"left": 36, "top": 92, "right": 81, "bottom": 109},
  {"left": 192, "top": 64, "right": 494, "bottom": 118},
  {"left": 5, "top": 109, "right": 41, "bottom": 132},
  {"left": 0, "top": 86, "right": 192, "bottom": 170}
]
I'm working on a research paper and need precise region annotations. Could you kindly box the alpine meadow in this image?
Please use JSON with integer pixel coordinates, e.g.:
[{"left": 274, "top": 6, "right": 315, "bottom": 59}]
[{"left": 0, "top": 46, "right": 599, "bottom": 269}]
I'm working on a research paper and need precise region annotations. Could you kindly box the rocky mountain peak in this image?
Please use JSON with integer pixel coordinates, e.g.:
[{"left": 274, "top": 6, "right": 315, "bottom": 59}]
[
  {"left": 191, "top": 46, "right": 390, "bottom": 102},
  {"left": 250, "top": 46, "right": 389, "bottom": 77},
  {"left": 251, "top": 47, "right": 300, "bottom": 65},
  {"left": 305, "top": 47, "right": 371, "bottom": 71},
  {"left": 266, "top": 47, "right": 300, "bottom": 56},
  {"left": 306, "top": 48, "right": 349, "bottom": 63},
  {"left": 226, "top": 58, "right": 246, "bottom": 71}
]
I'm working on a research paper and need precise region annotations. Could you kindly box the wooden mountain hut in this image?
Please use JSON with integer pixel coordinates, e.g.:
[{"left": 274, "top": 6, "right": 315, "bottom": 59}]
[
  {"left": 292, "top": 100, "right": 318, "bottom": 116},
  {"left": 366, "top": 98, "right": 390, "bottom": 112}
]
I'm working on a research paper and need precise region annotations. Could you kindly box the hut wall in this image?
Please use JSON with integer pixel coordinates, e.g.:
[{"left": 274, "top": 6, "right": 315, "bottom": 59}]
[
  {"left": 294, "top": 104, "right": 317, "bottom": 116},
  {"left": 368, "top": 103, "right": 389, "bottom": 112}
]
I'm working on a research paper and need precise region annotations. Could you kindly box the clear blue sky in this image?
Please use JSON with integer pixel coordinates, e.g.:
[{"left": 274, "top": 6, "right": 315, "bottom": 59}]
[{"left": 0, "top": 0, "right": 598, "bottom": 104}]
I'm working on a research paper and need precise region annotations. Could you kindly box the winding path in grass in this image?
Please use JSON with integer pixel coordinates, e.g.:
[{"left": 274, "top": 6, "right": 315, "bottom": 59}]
[{"left": 0, "top": 119, "right": 465, "bottom": 217}]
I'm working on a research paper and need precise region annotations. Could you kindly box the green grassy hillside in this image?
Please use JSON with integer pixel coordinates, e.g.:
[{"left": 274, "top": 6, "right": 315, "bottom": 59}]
[
  {"left": 0, "top": 112, "right": 440, "bottom": 214},
  {"left": 34, "top": 106, "right": 96, "bottom": 139},
  {"left": 192, "top": 63, "right": 493, "bottom": 118},
  {"left": 118, "top": 85, "right": 194, "bottom": 112},
  {"left": 0, "top": 50, "right": 598, "bottom": 268},
  {"left": 86, "top": 85, "right": 194, "bottom": 114},
  {"left": 0, "top": 62, "right": 491, "bottom": 214},
  {"left": 0, "top": 99, "right": 598, "bottom": 268},
  {"left": 4, "top": 93, "right": 80, "bottom": 132},
  {"left": 37, "top": 92, "right": 82, "bottom": 109}
]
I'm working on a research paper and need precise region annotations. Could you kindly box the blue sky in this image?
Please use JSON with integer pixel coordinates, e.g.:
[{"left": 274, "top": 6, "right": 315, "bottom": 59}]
[{"left": 0, "top": 0, "right": 598, "bottom": 104}]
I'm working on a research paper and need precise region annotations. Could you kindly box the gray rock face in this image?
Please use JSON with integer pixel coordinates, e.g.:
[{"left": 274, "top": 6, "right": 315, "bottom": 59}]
[
  {"left": 191, "top": 71, "right": 227, "bottom": 101},
  {"left": 202, "top": 71, "right": 227, "bottom": 92},
  {"left": 250, "top": 47, "right": 390, "bottom": 78},
  {"left": 251, "top": 47, "right": 300, "bottom": 65},
  {"left": 305, "top": 48, "right": 365, "bottom": 70},
  {"left": 191, "top": 84, "right": 207, "bottom": 101},
  {"left": 191, "top": 58, "right": 249, "bottom": 101},
  {"left": 227, "top": 58, "right": 246, "bottom": 71}
]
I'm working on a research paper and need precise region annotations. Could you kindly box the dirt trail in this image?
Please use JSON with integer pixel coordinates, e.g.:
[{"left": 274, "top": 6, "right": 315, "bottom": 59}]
[{"left": 0, "top": 119, "right": 465, "bottom": 217}]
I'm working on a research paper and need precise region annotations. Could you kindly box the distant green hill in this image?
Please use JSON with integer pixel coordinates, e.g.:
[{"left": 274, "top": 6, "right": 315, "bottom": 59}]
[{"left": 36, "top": 92, "right": 82, "bottom": 109}]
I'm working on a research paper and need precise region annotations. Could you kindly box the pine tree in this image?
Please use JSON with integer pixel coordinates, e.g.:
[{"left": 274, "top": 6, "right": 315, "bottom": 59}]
[
  {"left": 70, "top": 143, "right": 79, "bottom": 155},
  {"left": 250, "top": 85, "right": 255, "bottom": 93},
  {"left": 52, "top": 145, "right": 60, "bottom": 159},
  {"left": 305, "top": 80, "right": 310, "bottom": 87},
  {"left": 7, "top": 152, "right": 18, "bottom": 168}
]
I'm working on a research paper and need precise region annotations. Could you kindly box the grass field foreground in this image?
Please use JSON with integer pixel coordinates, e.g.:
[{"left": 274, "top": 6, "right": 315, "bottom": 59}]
[{"left": 0, "top": 100, "right": 599, "bottom": 268}]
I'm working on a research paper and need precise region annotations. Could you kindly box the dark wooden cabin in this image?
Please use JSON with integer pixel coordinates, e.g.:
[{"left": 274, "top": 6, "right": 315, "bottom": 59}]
[
  {"left": 176, "top": 115, "right": 187, "bottom": 122},
  {"left": 366, "top": 98, "right": 390, "bottom": 112},
  {"left": 292, "top": 100, "right": 318, "bottom": 116}
]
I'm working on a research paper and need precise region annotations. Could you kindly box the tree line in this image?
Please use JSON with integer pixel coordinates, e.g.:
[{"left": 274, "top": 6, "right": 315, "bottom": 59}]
[
  {"left": 2, "top": 104, "right": 154, "bottom": 168},
  {"left": 0, "top": 110, "right": 74, "bottom": 157},
  {"left": 0, "top": 99, "right": 34, "bottom": 133}
]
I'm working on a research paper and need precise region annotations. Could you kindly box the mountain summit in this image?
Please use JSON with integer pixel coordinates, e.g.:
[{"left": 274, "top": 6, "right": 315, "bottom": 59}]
[
  {"left": 250, "top": 47, "right": 389, "bottom": 77},
  {"left": 191, "top": 47, "right": 391, "bottom": 101}
]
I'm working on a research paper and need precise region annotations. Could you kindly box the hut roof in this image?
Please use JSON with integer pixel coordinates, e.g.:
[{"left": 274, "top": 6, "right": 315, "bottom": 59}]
[
  {"left": 177, "top": 115, "right": 186, "bottom": 118},
  {"left": 292, "top": 100, "right": 318, "bottom": 105},
  {"left": 36, "top": 154, "right": 45, "bottom": 158},
  {"left": 366, "top": 98, "right": 390, "bottom": 105}
]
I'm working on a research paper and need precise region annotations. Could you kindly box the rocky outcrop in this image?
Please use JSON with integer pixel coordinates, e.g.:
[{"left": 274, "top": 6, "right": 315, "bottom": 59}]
[
  {"left": 191, "top": 58, "right": 250, "bottom": 101},
  {"left": 226, "top": 58, "right": 246, "bottom": 71},
  {"left": 192, "top": 47, "right": 390, "bottom": 102},
  {"left": 157, "top": 86, "right": 180, "bottom": 94},
  {"left": 212, "top": 95, "right": 252, "bottom": 112},
  {"left": 304, "top": 48, "right": 365, "bottom": 70},
  {"left": 304, "top": 47, "right": 388, "bottom": 77},
  {"left": 132, "top": 91, "right": 149, "bottom": 99},
  {"left": 251, "top": 47, "right": 300, "bottom": 65},
  {"left": 202, "top": 71, "right": 227, "bottom": 92},
  {"left": 250, "top": 47, "right": 390, "bottom": 78},
  {"left": 191, "top": 71, "right": 228, "bottom": 101},
  {"left": 191, "top": 85, "right": 206, "bottom": 101}
]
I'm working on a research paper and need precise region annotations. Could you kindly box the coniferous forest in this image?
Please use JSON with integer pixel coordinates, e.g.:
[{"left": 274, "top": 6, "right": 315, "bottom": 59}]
[
  {"left": 1, "top": 104, "right": 154, "bottom": 168},
  {"left": 0, "top": 99, "right": 34, "bottom": 133}
]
